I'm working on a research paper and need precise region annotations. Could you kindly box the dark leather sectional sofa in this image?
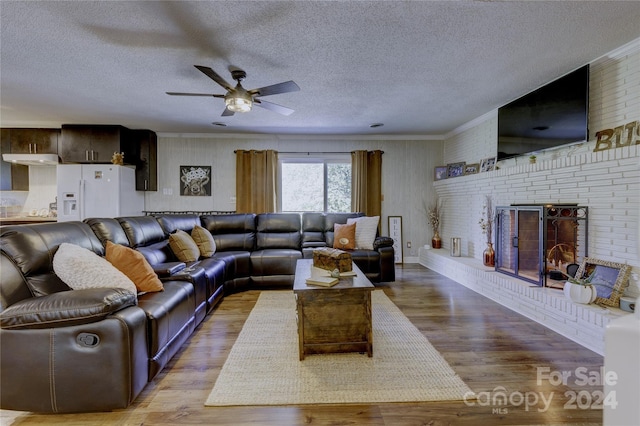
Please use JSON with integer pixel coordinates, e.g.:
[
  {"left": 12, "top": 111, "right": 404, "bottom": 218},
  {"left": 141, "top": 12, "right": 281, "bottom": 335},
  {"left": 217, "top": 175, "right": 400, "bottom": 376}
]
[{"left": 0, "top": 212, "right": 394, "bottom": 413}]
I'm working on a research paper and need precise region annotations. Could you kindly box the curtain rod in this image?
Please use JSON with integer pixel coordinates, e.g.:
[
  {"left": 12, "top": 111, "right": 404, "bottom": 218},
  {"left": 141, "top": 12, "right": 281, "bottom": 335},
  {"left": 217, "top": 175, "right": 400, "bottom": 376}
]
[{"left": 234, "top": 150, "right": 384, "bottom": 154}]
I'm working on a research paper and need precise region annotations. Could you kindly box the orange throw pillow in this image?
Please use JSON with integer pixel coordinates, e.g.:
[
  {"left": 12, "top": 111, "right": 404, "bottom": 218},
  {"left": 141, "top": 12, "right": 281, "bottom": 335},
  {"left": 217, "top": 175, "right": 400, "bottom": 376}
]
[
  {"left": 105, "top": 241, "right": 163, "bottom": 293},
  {"left": 333, "top": 222, "right": 356, "bottom": 250}
]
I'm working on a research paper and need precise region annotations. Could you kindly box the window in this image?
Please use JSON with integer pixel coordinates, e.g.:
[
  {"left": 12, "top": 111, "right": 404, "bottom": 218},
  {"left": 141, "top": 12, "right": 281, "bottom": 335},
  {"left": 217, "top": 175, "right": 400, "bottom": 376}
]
[{"left": 279, "top": 154, "right": 351, "bottom": 212}]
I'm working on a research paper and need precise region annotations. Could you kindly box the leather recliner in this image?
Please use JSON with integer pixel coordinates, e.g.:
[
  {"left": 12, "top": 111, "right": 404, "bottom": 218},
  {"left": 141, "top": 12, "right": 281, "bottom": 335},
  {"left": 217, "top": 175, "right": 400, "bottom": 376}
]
[{"left": 0, "top": 222, "right": 151, "bottom": 413}]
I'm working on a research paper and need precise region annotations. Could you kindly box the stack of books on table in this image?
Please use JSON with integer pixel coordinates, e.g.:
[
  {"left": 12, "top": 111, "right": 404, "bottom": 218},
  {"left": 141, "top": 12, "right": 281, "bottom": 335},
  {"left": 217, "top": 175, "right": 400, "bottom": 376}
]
[{"left": 305, "top": 275, "right": 339, "bottom": 287}]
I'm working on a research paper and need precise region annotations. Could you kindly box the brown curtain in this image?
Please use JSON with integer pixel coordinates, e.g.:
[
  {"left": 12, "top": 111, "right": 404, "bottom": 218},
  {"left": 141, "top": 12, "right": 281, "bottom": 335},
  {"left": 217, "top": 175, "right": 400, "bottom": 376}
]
[
  {"left": 351, "top": 150, "right": 382, "bottom": 217},
  {"left": 235, "top": 149, "right": 278, "bottom": 213}
]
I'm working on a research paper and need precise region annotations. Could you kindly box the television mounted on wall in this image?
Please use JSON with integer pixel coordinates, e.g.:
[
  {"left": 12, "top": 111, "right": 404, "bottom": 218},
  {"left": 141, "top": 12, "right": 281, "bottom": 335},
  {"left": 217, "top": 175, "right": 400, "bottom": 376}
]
[{"left": 497, "top": 65, "right": 589, "bottom": 160}]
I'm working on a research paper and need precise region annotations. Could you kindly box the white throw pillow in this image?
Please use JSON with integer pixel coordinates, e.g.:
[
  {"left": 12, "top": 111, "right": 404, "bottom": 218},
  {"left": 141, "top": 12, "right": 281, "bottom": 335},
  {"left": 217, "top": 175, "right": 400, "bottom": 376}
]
[
  {"left": 53, "top": 243, "right": 137, "bottom": 295},
  {"left": 346, "top": 216, "right": 380, "bottom": 250}
]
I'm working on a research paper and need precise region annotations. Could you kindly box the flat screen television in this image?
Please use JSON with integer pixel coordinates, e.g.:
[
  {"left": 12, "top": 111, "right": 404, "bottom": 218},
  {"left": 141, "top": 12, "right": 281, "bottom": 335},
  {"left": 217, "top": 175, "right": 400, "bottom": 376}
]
[{"left": 497, "top": 65, "right": 589, "bottom": 160}]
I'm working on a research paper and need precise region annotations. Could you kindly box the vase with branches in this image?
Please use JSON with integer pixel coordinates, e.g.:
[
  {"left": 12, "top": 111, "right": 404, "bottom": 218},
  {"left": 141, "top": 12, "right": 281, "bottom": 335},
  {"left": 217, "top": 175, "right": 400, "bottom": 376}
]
[
  {"left": 479, "top": 195, "right": 495, "bottom": 266},
  {"left": 427, "top": 198, "right": 442, "bottom": 248}
]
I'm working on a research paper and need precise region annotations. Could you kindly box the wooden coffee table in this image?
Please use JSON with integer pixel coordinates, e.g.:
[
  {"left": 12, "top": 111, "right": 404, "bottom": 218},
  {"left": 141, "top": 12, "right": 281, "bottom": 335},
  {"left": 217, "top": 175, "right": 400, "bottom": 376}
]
[{"left": 293, "top": 259, "right": 374, "bottom": 360}]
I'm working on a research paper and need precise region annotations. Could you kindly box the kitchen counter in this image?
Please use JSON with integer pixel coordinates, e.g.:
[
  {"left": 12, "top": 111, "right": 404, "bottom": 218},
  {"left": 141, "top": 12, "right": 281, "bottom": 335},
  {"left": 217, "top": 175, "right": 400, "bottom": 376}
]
[{"left": 0, "top": 217, "right": 57, "bottom": 225}]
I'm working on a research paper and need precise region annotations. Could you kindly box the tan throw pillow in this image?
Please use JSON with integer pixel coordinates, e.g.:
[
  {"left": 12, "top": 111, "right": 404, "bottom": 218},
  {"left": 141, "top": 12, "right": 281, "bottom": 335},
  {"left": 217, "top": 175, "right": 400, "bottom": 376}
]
[
  {"left": 169, "top": 230, "right": 200, "bottom": 262},
  {"left": 347, "top": 216, "right": 380, "bottom": 250},
  {"left": 191, "top": 225, "right": 216, "bottom": 257},
  {"left": 333, "top": 222, "right": 356, "bottom": 250},
  {"left": 105, "top": 241, "right": 163, "bottom": 293}
]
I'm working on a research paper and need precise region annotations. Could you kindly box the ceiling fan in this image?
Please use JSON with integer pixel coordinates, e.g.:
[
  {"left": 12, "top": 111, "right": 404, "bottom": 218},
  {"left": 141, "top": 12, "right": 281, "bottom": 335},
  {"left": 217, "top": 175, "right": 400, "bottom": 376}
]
[{"left": 167, "top": 65, "right": 300, "bottom": 116}]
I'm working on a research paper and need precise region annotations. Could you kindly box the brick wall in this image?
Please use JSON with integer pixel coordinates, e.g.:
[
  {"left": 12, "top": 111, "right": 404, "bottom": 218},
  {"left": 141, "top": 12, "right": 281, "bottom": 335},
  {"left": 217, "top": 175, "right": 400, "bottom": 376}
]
[{"left": 435, "top": 38, "right": 639, "bottom": 298}]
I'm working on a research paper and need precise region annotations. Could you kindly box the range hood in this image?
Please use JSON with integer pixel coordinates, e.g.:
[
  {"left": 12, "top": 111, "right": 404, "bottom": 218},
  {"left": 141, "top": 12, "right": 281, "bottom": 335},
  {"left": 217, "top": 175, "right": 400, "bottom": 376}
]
[{"left": 2, "top": 153, "right": 59, "bottom": 166}]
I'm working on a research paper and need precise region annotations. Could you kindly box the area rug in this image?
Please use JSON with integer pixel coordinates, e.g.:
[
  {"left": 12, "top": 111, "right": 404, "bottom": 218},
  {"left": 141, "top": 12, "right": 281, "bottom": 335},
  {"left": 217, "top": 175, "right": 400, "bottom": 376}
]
[{"left": 205, "top": 290, "right": 473, "bottom": 406}]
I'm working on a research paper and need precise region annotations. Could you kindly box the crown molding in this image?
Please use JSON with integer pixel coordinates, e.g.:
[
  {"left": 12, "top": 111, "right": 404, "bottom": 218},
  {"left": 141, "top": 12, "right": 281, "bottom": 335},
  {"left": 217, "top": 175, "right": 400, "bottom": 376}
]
[
  {"left": 157, "top": 132, "right": 445, "bottom": 141},
  {"left": 444, "top": 110, "right": 497, "bottom": 139}
]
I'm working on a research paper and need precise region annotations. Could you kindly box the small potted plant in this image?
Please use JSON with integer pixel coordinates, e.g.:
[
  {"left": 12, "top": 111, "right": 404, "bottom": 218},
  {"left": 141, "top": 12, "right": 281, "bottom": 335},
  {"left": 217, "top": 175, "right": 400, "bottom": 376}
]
[
  {"left": 529, "top": 155, "right": 537, "bottom": 164},
  {"left": 564, "top": 276, "right": 597, "bottom": 304}
]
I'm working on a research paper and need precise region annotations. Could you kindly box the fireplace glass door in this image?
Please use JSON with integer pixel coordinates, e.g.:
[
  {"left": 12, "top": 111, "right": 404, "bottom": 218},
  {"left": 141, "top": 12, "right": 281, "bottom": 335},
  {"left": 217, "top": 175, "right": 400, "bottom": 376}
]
[{"left": 496, "top": 206, "right": 544, "bottom": 285}]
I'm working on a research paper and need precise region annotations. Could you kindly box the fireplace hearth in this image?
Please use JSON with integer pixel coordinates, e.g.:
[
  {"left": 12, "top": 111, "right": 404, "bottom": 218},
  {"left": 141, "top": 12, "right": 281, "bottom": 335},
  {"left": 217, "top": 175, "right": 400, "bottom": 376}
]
[{"left": 495, "top": 204, "right": 588, "bottom": 287}]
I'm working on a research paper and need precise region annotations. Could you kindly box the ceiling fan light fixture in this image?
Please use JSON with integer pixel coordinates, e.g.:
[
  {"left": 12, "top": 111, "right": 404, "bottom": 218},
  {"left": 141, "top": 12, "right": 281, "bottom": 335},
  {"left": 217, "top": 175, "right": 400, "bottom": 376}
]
[{"left": 225, "top": 92, "right": 253, "bottom": 113}]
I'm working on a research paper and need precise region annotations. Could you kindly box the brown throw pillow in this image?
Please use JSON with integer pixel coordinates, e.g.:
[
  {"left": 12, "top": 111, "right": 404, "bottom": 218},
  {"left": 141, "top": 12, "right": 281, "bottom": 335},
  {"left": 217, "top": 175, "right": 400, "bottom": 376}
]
[
  {"left": 333, "top": 222, "right": 356, "bottom": 250},
  {"left": 169, "top": 230, "right": 200, "bottom": 262},
  {"left": 191, "top": 225, "right": 216, "bottom": 257},
  {"left": 105, "top": 241, "right": 163, "bottom": 292}
]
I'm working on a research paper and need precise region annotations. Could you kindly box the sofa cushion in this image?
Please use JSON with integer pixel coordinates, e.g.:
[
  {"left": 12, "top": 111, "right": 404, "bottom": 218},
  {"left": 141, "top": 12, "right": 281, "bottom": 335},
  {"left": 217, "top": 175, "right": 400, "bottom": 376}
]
[
  {"left": 333, "top": 222, "right": 356, "bottom": 250},
  {"left": 191, "top": 225, "right": 216, "bottom": 257},
  {"left": 0, "top": 288, "right": 136, "bottom": 330},
  {"left": 169, "top": 230, "right": 200, "bottom": 262},
  {"left": 201, "top": 214, "right": 257, "bottom": 251},
  {"left": 53, "top": 243, "right": 137, "bottom": 295},
  {"left": 105, "top": 241, "right": 163, "bottom": 293},
  {"left": 85, "top": 218, "right": 131, "bottom": 247},
  {"left": 250, "top": 249, "right": 302, "bottom": 276},
  {"left": 256, "top": 213, "right": 301, "bottom": 250},
  {"left": 136, "top": 240, "right": 175, "bottom": 266},
  {"left": 0, "top": 222, "right": 104, "bottom": 296},
  {"left": 137, "top": 280, "right": 196, "bottom": 379},
  {"left": 301, "top": 212, "right": 325, "bottom": 247},
  {"left": 347, "top": 216, "right": 380, "bottom": 250},
  {"left": 155, "top": 214, "right": 201, "bottom": 234},
  {"left": 118, "top": 216, "right": 166, "bottom": 248}
]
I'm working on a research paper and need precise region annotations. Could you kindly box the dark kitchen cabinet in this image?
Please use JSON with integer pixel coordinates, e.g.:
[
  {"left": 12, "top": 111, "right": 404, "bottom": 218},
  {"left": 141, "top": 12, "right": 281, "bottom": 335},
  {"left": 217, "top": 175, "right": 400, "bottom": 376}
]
[
  {"left": 59, "top": 125, "right": 133, "bottom": 163},
  {"left": 130, "top": 129, "right": 157, "bottom": 191},
  {"left": 1, "top": 128, "right": 59, "bottom": 190},
  {"left": 7, "top": 128, "right": 59, "bottom": 154},
  {"left": 0, "top": 129, "right": 27, "bottom": 190}
]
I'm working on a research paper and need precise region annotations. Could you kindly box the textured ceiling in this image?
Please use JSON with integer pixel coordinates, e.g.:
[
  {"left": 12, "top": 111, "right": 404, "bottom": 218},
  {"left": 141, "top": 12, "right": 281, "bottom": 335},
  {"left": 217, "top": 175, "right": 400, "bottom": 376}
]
[{"left": 1, "top": 1, "right": 639, "bottom": 136}]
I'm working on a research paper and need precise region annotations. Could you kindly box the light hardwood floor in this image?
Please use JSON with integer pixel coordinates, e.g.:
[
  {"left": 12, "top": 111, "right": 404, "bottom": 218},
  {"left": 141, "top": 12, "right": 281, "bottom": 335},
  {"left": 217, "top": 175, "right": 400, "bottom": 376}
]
[{"left": 1, "top": 264, "right": 604, "bottom": 425}]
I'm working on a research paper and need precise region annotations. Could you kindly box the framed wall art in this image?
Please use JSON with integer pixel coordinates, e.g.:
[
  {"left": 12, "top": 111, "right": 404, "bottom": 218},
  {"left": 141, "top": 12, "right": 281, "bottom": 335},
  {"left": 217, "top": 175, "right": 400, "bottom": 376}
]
[
  {"left": 447, "top": 162, "right": 466, "bottom": 178},
  {"left": 464, "top": 163, "right": 480, "bottom": 175},
  {"left": 180, "top": 165, "right": 211, "bottom": 196},
  {"left": 480, "top": 156, "right": 497, "bottom": 172},
  {"left": 434, "top": 166, "right": 448, "bottom": 181},
  {"left": 388, "top": 216, "right": 403, "bottom": 263}
]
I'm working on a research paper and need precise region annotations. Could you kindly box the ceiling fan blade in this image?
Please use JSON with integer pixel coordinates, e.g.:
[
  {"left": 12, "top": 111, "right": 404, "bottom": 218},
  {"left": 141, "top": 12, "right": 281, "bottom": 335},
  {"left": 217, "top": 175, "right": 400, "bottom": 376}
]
[
  {"left": 249, "top": 80, "right": 300, "bottom": 97},
  {"left": 254, "top": 99, "right": 294, "bottom": 116},
  {"left": 166, "top": 92, "right": 225, "bottom": 97},
  {"left": 194, "top": 65, "right": 234, "bottom": 92},
  {"left": 221, "top": 108, "right": 235, "bottom": 117}
]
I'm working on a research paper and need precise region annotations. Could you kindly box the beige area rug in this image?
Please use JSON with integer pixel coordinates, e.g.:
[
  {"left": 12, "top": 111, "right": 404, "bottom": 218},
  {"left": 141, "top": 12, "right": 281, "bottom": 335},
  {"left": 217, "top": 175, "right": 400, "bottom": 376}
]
[{"left": 205, "top": 290, "right": 473, "bottom": 406}]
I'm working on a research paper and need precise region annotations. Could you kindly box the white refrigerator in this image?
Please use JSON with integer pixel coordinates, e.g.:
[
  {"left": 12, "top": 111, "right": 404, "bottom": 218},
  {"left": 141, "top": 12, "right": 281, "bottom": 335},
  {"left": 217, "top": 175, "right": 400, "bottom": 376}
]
[{"left": 57, "top": 164, "right": 144, "bottom": 222}]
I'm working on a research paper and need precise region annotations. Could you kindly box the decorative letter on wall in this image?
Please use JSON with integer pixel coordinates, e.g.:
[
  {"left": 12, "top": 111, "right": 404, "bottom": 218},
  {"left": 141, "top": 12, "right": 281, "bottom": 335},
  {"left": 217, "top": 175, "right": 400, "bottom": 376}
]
[{"left": 594, "top": 120, "right": 639, "bottom": 152}]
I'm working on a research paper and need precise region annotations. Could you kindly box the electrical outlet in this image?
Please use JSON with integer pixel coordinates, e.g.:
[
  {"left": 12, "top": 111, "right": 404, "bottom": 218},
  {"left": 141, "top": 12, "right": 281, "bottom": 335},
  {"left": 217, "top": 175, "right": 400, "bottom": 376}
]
[{"left": 407, "top": 242, "right": 411, "bottom": 248}]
